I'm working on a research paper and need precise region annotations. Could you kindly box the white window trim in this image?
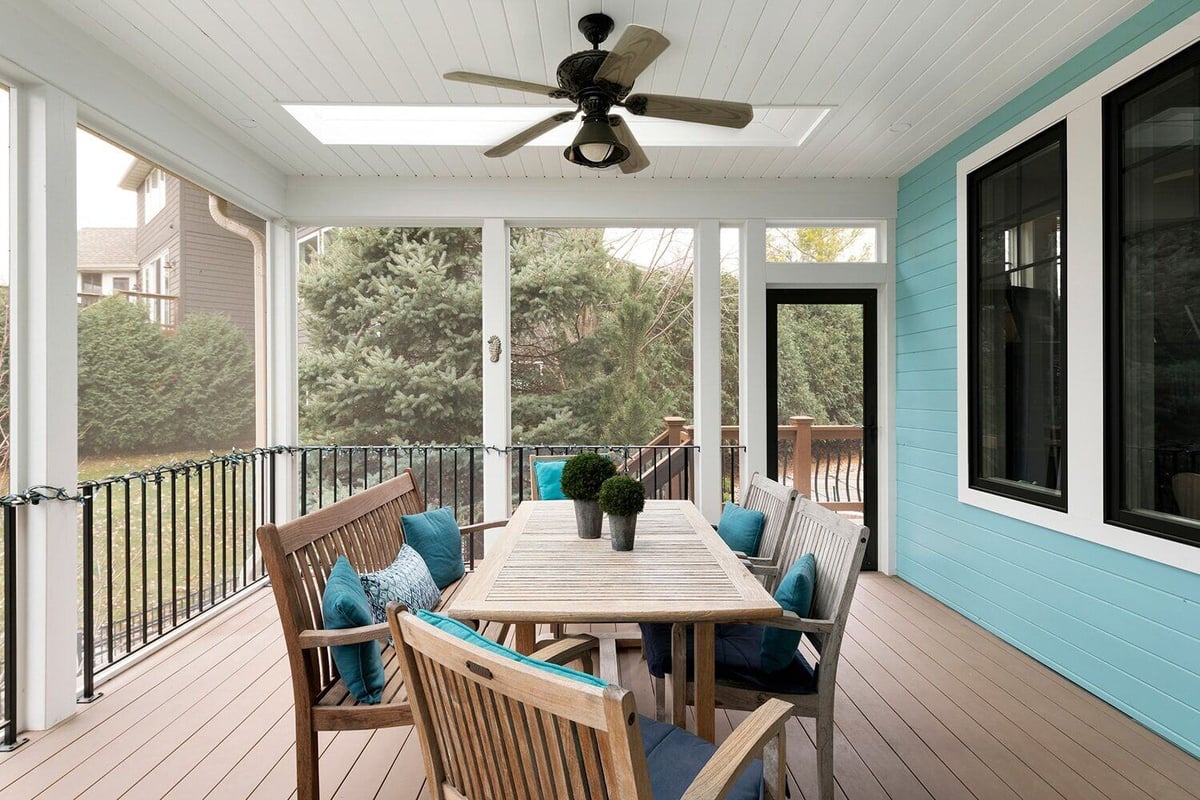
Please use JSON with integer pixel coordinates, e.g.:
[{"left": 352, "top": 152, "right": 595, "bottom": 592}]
[
  {"left": 144, "top": 167, "right": 166, "bottom": 221},
  {"left": 956, "top": 11, "right": 1200, "bottom": 575}
]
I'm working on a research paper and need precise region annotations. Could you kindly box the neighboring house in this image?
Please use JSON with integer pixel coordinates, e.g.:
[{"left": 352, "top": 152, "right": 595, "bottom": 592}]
[
  {"left": 76, "top": 227, "right": 138, "bottom": 299},
  {"left": 117, "top": 159, "right": 263, "bottom": 337}
]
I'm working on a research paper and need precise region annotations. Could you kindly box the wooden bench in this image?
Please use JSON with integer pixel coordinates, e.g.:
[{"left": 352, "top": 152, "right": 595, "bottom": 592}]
[{"left": 256, "top": 468, "right": 509, "bottom": 800}]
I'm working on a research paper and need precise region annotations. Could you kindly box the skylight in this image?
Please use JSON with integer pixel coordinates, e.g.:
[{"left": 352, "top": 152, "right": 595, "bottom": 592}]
[{"left": 283, "top": 104, "right": 830, "bottom": 148}]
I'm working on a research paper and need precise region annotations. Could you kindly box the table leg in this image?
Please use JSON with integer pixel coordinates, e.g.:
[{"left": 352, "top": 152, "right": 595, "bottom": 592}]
[
  {"left": 694, "top": 622, "right": 716, "bottom": 743},
  {"left": 515, "top": 623, "right": 537, "bottom": 655}
]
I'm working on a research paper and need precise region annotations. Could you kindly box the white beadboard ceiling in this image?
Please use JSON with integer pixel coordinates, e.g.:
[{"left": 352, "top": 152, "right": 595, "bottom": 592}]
[{"left": 39, "top": 0, "right": 1150, "bottom": 179}]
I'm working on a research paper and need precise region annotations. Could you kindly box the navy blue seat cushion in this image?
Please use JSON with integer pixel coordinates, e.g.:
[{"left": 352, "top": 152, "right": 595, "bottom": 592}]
[
  {"left": 639, "top": 622, "right": 816, "bottom": 695},
  {"left": 640, "top": 714, "right": 763, "bottom": 800}
]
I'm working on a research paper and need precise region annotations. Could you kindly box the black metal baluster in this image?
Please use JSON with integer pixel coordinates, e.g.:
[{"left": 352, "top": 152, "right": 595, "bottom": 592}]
[
  {"left": 300, "top": 448, "right": 308, "bottom": 516},
  {"left": 209, "top": 462, "right": 216, "bottom": 607},
  {"left": 185, "top": 468, "right": 192, "bottom": 619},
  {"left": 140, "top": 476, "right": 148, "bottom": 651},
  {"left": 347, "top": 447, "right": 354, "bottom": 497},
  {"left": 170, "top": 470, "right": 178, "bottom": 629},
  {"left": 1, "top": 504, "right": 26, "bottom": 751},
  {"left": 80, "top": 486, "right": 100, "bottom": 703},
  {"left": 105, "top": 483, "right": 113, "bottom": 667},
  {"left": 124, "top": 479, "right": 132, "bottom": 657},
  {"left": 155, "top": 475, "right": 163, "bottom": 637},
  {"left": 269, "top": 449, "right": 277, "bottom": 526}
]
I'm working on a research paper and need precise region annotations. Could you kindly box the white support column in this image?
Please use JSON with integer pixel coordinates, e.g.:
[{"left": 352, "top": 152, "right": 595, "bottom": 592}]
[
  {"left": 739, "top": 219, "right": 768, "bottom": 484},
  {"left": 693, "top": 220, "right": 722, "bottom": 522},
  {"left": 10, "top": 83, "right": 78, "bottom": 730},
  {"left": 481, "top": 219, "right": 510, "bottom": 530},
  {"left": 266, "top": 219, "right": 298, "bottom": 524}
]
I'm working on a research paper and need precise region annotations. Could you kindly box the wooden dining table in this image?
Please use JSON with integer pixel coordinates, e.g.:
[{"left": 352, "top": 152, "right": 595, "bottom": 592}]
[{"left": 443, "top": 498, "right": 781, "bottom": 742}]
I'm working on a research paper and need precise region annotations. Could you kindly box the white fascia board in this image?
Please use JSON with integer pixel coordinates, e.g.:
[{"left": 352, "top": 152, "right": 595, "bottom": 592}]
[{"left": 284, "top": 177, "right": 899, "bottom": 226}]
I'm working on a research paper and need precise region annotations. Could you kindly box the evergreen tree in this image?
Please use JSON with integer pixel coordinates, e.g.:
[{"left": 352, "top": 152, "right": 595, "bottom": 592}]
[
  {"left": 78, "top": 296, "right": 174, "bottom": 453},
  {"left": 168, "top": 313, "right": 255, "bottom": 449},
  {"left": 298, "top": 227, "right": 483, "bottom": 444}
]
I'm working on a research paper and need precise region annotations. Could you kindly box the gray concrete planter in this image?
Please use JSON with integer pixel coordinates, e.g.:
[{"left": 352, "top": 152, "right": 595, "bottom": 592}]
[
  {"left": 609, "top": 514, "right": 638, "bottom": 551},
  {"left": 574, "top": 500, "right": 603, "bottom": 539}
]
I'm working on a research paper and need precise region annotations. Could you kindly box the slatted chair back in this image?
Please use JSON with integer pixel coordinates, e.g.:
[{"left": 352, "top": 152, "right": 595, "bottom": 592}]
[
  {"left": 389, "top": 606, "right": 651, "bottom": 799},
  {"left": 774, "top": 499, "right": 869, "bottom": 670},
  {"left": 741, "top": 472, "right": 798, "bottom": 569},
  {"left": 258, "top": 469, "right": 426, "bottom": 697},
  {"left": 528, "top": 454, "right": 570, "bottom": 500}
]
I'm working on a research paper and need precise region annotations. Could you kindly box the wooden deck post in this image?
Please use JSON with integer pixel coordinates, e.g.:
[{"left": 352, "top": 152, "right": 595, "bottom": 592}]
[
  {"left": 663, "top": 416, "right": 686, "bottom": 498},
  {"left": 790, "top": 416, "right": 814, "bottom": 496}
]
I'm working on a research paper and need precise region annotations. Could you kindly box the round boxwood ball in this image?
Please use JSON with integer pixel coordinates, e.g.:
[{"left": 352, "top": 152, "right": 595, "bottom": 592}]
[
  {"left": 598, "top": 475, "right": 646, "bottom": 517},
  {"left": 560, "top": 452, "right": 617, "bottom": 501}
]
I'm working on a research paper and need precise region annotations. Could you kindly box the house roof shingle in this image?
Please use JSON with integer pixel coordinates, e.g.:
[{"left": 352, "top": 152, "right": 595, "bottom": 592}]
[{"left": 78, "top": 227, "right": 137, "bottom": 269}]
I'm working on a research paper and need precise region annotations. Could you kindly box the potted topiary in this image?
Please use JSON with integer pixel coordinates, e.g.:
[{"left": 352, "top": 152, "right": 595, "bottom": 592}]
[
  {"left": 560, "top": 452, "right": 617, "bottom": 539},
  {"left": 598, "top": 475, "right": 646, "bottom": 551}
]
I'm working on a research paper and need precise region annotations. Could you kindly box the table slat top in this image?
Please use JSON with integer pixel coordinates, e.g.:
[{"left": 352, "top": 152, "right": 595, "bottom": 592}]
[{"left": 444, "top": 500, "right": 781, "bottom": 623}]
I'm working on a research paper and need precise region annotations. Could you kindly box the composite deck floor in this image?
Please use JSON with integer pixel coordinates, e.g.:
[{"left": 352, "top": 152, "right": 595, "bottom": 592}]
[{"left": 1, "top": 573, "right": 1197, "bottom": 800}]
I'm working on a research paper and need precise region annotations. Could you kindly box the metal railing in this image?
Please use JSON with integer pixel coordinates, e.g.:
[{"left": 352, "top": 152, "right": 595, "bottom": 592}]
[{"left": 77, "top": 447, "right": 279, "bottom": 698}]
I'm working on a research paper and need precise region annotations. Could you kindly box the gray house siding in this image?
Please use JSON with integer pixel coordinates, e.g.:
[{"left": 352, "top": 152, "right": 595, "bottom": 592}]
[
  {"left": 177, "top": 181, "right": 259, "bottom": 338},
  {"left": 134, "top": 174, "right": 182, "bottom": 298}
]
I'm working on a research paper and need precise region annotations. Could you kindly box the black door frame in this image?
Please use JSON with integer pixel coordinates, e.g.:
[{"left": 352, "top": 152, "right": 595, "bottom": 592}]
[{"left": 766, "top": 288, "right": 879, "bottom": 570}]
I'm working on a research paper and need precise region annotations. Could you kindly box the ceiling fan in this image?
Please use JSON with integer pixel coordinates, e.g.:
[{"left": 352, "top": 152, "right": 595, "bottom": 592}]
[{"left": 444, "top": 13, "right": 753, "bottom": 173}]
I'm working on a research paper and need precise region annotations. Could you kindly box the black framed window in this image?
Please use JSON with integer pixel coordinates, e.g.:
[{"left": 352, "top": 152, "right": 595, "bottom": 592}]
[
  {"left": 1105, "top": 43, "right": 1200, "bottom": 547},
  {"left": 967, "top": 122, "right": 1067, "bottom": 509}
]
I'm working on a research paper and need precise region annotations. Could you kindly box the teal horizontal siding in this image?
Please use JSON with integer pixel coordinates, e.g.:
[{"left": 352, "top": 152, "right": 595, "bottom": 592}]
[{"left": 894, "top": 0, "right": 1200, "bottom": 758}]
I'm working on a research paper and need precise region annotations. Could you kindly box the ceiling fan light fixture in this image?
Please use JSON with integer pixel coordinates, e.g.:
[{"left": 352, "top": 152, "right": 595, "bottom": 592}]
[{"left": 564, "top": 115, "right": 629, "bottom": 168}]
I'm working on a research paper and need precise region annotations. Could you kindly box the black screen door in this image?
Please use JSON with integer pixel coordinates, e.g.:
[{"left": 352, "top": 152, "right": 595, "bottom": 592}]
[{"left": 767, "top": 289, "right": 878, "bottom": 570}]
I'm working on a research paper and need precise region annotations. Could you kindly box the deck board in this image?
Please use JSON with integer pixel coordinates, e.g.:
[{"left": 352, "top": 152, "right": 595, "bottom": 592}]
[{"left": 0, "top": 574, "right": 1195, "bottom": 800}]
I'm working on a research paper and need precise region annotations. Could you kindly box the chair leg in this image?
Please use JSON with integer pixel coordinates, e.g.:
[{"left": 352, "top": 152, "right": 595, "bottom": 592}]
[
  {"left": 816, "top": 710, "right": 834, "bottom": 800},
  {"left": 764, "top": 727, "right": 787, "bottom": 800},
  {"left": 296, "top": 721, "right": 320, "bottom": 800},
  {"left": 550, "top": 623, "right": 564, "bottom": 639},
  {"left": 653, "top": 675, "right": 666, "bottom": 722},
  {"left": 671, "top": 623, "right": 688, "bottom": 729}
]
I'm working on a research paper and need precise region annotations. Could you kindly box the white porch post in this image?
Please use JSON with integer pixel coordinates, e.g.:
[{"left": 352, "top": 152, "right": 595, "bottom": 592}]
[
  {"left": 739, "top": 219, "right": 768, "bottom": 484},
  {"left": 10, "top": 83, "right": 79, "bottom": 730},
  {"left": 481, "top": 219, "right": 510, "bottom": 529},
  {"left": 266, "top": 219, "right": 298, "bottom": 524},
  {"left": 693, "top": 220, "right": 722, "bottom": 522}
]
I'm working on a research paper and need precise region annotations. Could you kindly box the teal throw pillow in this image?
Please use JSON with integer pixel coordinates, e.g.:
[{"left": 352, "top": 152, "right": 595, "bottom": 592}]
[
  {"left": 717, "top": 502, "right": 766, "bottom": 556},
  {"left": 416, "top": 610, "right": 606, "bottom": 687},
  {"left": 760, "top": 553, "right": 816, "bottom": 673},
  {"left": 402, "top": 507, "right": 466, "bottom": 589},
  {"left": 359, "top": 544, "right": 441, "bottom": 624},
  {"left": 321, "top": 556, "right": 385, "bottom": 703},
  {"left": 533, "top": 460, "right": 567, "bottom": 500}
]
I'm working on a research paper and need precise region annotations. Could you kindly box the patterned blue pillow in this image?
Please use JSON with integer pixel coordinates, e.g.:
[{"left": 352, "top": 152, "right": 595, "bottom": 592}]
[{"left": 359, "top": 545, "right": 441, "bottom": 625}]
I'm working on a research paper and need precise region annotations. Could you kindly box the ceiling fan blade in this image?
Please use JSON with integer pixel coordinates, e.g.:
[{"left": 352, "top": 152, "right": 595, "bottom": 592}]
[
  {"left": 444, "top": 70, "right": 563, "bottom": 98},
  {"left": 484, "top": 111, "right": 578, "bottom": 158},
  {"left": 624, "top": 93, "right": 753, "bottom": 129},
  {"left": 609, "top": 116, "right": 649, "bottom": 174},
  {"left": 594, "top": 25, "right": 670, "bottom": 91}
]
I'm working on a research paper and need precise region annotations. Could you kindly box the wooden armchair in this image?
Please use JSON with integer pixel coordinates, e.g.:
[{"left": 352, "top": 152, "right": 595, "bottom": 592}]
[
  {"left": 256, "top": 468, "right": 508, "bottom": 800},
  {"left": 387, "top": 603, "right": 792, "bottom": 800},
  {"left": 647, "top": 498, "right": 869, "bottom": 800},
  {"left": 730, "top": 472, "right": 799, "bottom": 590}
]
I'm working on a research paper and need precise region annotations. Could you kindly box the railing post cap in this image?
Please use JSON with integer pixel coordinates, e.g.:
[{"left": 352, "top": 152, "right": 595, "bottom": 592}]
[
  {"left": 663, "top": 416, "right": 686, "bottom": 426},
  {"left": 789, "top": 416, "right": 815, "bottom": 426}
]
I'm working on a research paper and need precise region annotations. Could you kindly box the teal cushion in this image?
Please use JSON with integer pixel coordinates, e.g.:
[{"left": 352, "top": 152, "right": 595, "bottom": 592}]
[
  {"left": 533, "top": 460, "right": 567, "bottom": 500},
  {"left": 321, "top": 556, "right": 385, "bottom": 704},
  {"left": 760, "top": 553, "right": 816, "bottom": 673},
  {"left": 717, "top": 503, "right": 766, "bottom": 556},
  {"left": 416, "top": 610, "right": 606, "bottom": 687},
  {"left": 402, "top": 507, "right": 465, "bottom": 589},
  {"left": 359, "top": 544, "right": 441, "bottom": 623}
]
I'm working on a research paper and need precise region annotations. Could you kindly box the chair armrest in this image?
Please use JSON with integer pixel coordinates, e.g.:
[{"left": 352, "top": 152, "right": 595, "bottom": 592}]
[
  {"left": 745, "top": 563, "right": 779, "bottom": 579},
  {"left": 742, "top": 555, "right": 772, "bottom": 566},
  {"left": 680, "top": 698, "right": 792, "bottom": 800},
  {"left": 298, "top": 622, "right": 389, "bottom": 649},
  {"left": 759, "top": 611, "right": 834, "bottom": 635},
  {"left": 459, "top": 519, "right": 508, "bottom": 536},
  {"left": 530, "top": 634, "right": 600, "bottom": 666}
]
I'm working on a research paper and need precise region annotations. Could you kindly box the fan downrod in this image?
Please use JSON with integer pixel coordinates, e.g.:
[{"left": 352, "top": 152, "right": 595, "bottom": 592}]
[{"left": 578, "top": 13, "right": 615, "bottom": 48}]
